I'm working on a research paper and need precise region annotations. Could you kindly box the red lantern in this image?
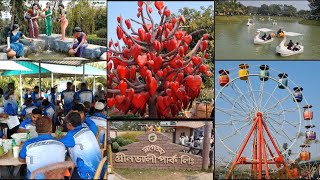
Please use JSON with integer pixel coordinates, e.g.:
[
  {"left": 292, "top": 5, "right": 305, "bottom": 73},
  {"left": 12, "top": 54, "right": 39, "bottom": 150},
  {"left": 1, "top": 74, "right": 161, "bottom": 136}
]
[
  {"left": 300, "top": 151, "right": 310, "bottom": 161},
  {"left": 303, "top": 105, "right": 313, "bottom": 120},
  {"left": 219, "top": 70, "right": 230, "bottom": 86}
]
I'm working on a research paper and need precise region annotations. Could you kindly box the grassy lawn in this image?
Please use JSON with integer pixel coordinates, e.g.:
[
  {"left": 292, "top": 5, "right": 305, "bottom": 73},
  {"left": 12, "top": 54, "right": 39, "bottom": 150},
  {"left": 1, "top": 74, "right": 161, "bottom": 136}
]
[
  {"left": 299, "top": 19, "right": 320, "bottom": 26},
  {"left": 113, "top": 168, "right": 201, "bottom": 180}
]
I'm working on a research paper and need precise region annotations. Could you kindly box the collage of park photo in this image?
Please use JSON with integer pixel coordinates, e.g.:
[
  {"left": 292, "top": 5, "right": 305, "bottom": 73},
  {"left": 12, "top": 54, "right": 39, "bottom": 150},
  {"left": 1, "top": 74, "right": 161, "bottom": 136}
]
[{"left": 0, "top": 0, "right": 320, "bottom": 180}]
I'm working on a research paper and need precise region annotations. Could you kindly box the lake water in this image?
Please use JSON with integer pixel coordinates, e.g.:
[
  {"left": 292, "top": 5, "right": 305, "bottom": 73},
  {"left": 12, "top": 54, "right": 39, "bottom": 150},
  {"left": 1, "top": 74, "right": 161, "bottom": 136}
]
[{"left": 216, "top": 18, "right": 320, "bottom": 60}]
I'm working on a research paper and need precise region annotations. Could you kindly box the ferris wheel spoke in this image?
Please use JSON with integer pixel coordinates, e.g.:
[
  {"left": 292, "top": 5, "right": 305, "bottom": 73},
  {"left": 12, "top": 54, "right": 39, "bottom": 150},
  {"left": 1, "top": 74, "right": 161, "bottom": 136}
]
[
  {"left": 220, "top": 92, "right": 252, "bottom": 113},
  {"left": 267, "top": 115, "right": 299, "bottom": 128},
  {"left": 261, "top": 83, "right": 280, "bottom": 112},
  {"left": 216, "top": 107, "right": 247, "bottom": 118},
  {"left": 265, "top": 121, "right": 292, "bottom": 148},
  {"left": 271, "top": 107, "right": 299, "bottom": 115},
  {"left": 230, "top": 82, "right": 256, "bottom": 110},
  {"left": 267, "top": 119, "right": 295, "bottom": 143},
  {"left": 263, "top": 94, "right": 292, "bottom": 114},
  {"left": 215, "top": 117, "right": 249, "bottom": 126},
  {"left": 258, "top": 77, "right": 266, "bottom": 111},
  {"left": 246, "top": 77, "right": 259, "bottom": 110},
  {"left": 220, "top": 121, "right": 252, "bottom": 142}
]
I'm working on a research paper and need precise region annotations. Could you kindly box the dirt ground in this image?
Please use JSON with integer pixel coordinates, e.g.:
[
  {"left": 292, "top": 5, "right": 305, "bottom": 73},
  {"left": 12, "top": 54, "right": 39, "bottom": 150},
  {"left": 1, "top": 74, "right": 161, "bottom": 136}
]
[{"left": 112, "top": 169, "right": 213, "bottom": 180}]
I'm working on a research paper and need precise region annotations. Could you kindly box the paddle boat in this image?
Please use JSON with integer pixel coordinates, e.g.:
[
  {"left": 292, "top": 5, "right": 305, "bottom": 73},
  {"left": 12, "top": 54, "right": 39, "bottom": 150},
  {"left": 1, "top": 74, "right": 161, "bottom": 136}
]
[
  {"left": 246, "top": 19, "right": 254, "bottom": 26},
  {"left": 276, "top": 32, "right": 304, "bottom": 56},
  {"left": 273, "top": 20, "right": 277, "bottom": 26},
  {"left": 254, "top": 28, "right": 274, "bottom": 45}
]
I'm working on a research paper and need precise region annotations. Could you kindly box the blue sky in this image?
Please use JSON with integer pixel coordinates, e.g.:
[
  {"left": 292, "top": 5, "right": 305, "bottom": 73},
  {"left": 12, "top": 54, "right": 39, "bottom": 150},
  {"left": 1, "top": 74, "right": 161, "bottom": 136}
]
[
  {"left": 215, "top": 61, "right": 320, "bottom": 162},
  {"left": 239, "top": 0, "right": 310, "bottom": 10},
  {"left": 107, "top": 1, "right": 214, "bottom": 44}
]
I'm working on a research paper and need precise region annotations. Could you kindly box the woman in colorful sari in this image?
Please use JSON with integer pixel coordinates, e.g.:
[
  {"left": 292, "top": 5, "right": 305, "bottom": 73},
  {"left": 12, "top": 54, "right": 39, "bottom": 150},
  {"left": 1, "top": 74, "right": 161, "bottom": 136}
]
[
  {"left": 6, "top": 24, "right": 33, "bottom": 58},
  {"left": 24, "top": 3, "right": 40, "bottom": 39},
  {"left": 42, "top": 2, "right": 52, "bottom": 36},
  {"left": 58, "top": 4, "right": 68, "bottom": 40},
  {"left": 71, "top": 27, "right": 88, "bottom": 57}
]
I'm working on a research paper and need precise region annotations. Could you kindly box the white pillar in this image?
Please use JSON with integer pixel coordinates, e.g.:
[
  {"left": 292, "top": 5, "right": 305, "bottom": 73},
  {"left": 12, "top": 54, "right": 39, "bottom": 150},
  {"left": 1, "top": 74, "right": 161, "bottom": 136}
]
[
  {"left": 93, "top": 76, "right": 96, "bottom": 94},
  {"left": 82, "top": 64, "right": 85, "bottom": 82},
  {"left": 39, "top": 61, "right": 42, "bottom": 91},
  {"left": 51, "top": 72, "right": 54, "bottom": 87},
  {"left": 19, "top": 72, "right": 23, "bottom": 107}
]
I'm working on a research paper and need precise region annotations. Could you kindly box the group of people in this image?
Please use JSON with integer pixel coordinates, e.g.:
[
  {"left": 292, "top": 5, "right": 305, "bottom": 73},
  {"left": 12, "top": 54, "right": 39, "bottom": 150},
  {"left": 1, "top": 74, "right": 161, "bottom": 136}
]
[
  {"left": 287, "top": 40, "right": 301, "bottom": 51},
  {"left": 261, "top": 32, "right": 272, "bottom": 41},
  {"left": 6, "top": 2, "right": 88, "bottom": 58},
  {"left": 0, "top": 81, "right": 107, "bottom": 179}
]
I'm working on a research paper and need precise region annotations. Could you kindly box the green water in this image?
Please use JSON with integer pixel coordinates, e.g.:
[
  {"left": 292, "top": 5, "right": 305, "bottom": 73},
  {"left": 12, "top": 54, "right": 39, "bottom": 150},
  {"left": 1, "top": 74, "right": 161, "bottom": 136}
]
[
  {"left": 216, "top": 17, "right": 320, "bottom": 60},
  {"left": 26, "top": 51, "right": 68, "bottom": 60}
]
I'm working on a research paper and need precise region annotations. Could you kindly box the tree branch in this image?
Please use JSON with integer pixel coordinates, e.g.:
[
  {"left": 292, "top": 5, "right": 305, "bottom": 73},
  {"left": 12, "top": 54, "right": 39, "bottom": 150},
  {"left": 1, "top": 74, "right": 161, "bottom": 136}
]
[
  {"left": 145, "top": 3, "right": 155, "bottom": 39},
  {"left": 110, "top": 56, "right": 135, "bottom": 65}
]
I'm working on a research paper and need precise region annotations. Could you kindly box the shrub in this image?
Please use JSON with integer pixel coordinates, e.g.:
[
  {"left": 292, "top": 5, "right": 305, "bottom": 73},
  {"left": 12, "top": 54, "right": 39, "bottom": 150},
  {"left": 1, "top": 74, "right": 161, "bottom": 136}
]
[
  {"left": 112, "top": 142, "right": 120, "bottom": 152},
  {"left": 96, "top": 28, "right": 107, "bottom": 38},
  {"left": 119, "top": 132, "right": 144, "bottom": 142}
]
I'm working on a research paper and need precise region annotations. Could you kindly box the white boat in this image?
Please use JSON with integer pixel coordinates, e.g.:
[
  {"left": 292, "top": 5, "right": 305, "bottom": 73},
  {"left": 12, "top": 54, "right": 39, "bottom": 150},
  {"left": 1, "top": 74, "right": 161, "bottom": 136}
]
[
  {"left": 246, "top": 19, "right": 253, "bottom": 26},
  {"left": 254, "top": 28, "right": 274, "bottom": 45},
  {"left": 276, "top": 32, "right": 304, "bottom": 56},
  {"left": 273, "top": 20, "right": 277, "bottom": 26}
]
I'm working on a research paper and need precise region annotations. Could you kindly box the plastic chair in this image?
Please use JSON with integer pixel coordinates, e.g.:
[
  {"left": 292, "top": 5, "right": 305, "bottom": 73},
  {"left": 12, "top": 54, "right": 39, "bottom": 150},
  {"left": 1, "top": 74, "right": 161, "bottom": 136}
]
[
  {"left": 30, "top": 161, "right": 75, "bottom": 179},
  {"left": 94, "top": 156, "right": 108, "bottom": 180}
]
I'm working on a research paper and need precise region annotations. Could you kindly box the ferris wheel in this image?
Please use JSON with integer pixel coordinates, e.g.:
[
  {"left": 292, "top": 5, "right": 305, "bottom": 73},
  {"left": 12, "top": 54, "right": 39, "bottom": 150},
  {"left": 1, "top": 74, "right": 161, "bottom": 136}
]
[{"left": 215, "top": 63, "right": 316, "bottom": 179}]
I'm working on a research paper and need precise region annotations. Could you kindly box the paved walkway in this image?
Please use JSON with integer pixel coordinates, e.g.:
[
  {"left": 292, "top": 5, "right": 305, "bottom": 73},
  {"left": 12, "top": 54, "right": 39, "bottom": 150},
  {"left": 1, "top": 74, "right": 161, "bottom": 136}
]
[
  {"left": 186, "top": 172, "right": 214, "bottom": 180},
  {"left": 108, "top": 172, "right": 127, "bottom": 180}
]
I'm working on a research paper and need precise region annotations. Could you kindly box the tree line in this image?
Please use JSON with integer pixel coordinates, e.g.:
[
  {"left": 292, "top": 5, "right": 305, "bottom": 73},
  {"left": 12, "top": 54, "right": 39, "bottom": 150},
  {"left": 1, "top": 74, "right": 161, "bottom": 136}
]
[{"left": 216, "top": 0, "right": 320, "bottom": 19}]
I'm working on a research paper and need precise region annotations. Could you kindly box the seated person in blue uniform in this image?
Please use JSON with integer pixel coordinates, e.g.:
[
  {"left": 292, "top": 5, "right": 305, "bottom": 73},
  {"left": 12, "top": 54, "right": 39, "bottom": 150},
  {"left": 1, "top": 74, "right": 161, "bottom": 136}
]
[
  {"left": 18, "top": 108, "right": 42, "bottom": 133},
  {"left": 3, "top": 82, "right": 18, "bottom": 115},
  {"left": 90, "top": 102, "right": 107, "bottom": 146},
  {"left": 41, "top": 99, "right": 55, "bottom": 123},
  {"left": 61, "top": 82, "right": 75, "bottom": 115},
  {"left": 74, "top": 83, "right": 94, "bottom": 104},
  {"left": 83, "top": 101, "right": 93, "bottom": 117},
  {"left": 47, "top": 87, "right": 56, "bottom": 106},
  {"left": 31, "top": 86, "right": 43, "bottom": 108},
  {"left": 60, "top": 112, "right": 103, "bottom": 179},
  {"left": 19, "top": 116, "right": 66, "bottom": 179},
  {"left": 71, "top": 103, "right": 97, "bottom": 135},
  {"left": 20, "top": 98, "right": 37, "bottom": 120}
]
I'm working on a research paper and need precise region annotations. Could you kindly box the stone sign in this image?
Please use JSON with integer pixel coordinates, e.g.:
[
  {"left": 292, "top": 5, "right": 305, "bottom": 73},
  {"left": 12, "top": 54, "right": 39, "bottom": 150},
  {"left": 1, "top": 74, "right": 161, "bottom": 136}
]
[{"left": 113, "top": 132, "right": 203, "bottom": 169}]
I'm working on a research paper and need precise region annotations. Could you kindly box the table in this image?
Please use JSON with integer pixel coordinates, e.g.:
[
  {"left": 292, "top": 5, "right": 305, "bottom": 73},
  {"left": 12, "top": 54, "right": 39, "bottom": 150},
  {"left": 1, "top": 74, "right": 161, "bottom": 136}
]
[
  {"left": 0, "top": 146, "right": 25, "bottom": 178},
  {"left": 0, "top": 150, "right": 25, "bottom": 166}
]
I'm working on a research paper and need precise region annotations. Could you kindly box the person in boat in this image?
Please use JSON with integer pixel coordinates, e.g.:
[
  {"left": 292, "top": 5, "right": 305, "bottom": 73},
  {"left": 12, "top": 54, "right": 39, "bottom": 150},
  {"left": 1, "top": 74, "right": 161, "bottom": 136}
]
[
  {"left": 293, "top": 42, "right": 301, "bottom": 51},
  {"left": 277, "top": 28, "right": 283, "bottom": 35},
  {"left": 287, "top": 40, "right": 294, "bottom": 50},
  {"left": 267, "top": 34, "right": 272, "bottom": 40},
  {"left": 261, "top": 33, "right": 267, "bottom": 40}
]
